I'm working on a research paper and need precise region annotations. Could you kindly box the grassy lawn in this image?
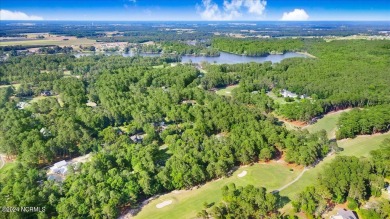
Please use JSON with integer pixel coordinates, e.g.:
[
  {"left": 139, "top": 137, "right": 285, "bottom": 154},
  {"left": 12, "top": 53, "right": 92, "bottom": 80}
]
[
  {"left": 304, "top": 109, "right": 351, "bottom": 138},
  {"left": 0, "top": 83, "right": 21, "bottom": 89},
  {"left": 215, "top": 85, "right": 239, "bottom": 96},
  {"left": 135, "top": 163, "right": 300, "bottom": 219},
  {"left": 0, "top": 38, "right": 96, "bottom": 46},
  {"left": 152, "top": 65, "right": 165, "bottom": 69},
  {"left": 267, "top": 91, "right": 288, "bottom": 104},
  {"left": 0, "top": 162, "right": 17, "bottom": 181}
]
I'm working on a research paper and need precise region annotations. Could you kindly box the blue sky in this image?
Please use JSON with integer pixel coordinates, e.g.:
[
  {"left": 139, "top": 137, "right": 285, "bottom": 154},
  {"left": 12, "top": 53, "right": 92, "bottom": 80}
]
[{"left": 1, "top": 0, "right": 389, "bottom": 21}]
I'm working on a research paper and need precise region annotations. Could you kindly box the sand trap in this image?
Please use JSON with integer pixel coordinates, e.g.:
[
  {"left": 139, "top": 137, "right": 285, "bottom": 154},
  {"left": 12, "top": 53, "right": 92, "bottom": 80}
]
[
  {"left": 237, "top": 170, "right": 247, "bottom": 178},
  {"left": 156, "top": 200, "right": 173, "bottom": 209}
]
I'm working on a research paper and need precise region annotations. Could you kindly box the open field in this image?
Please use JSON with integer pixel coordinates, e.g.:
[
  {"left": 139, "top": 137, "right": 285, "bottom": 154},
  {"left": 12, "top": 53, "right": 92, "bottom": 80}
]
[
  {"left": 215, "top": 85, "right": 239, "bottom": 96},
  {"left": 135, "top": 163, "right": 301, "bottom": 219},
  {"left": 304, "top": 109, "right": 351, "bottom": 138},
  {"left": 0, "top": 38, "right": 96, "bottom": 47}
]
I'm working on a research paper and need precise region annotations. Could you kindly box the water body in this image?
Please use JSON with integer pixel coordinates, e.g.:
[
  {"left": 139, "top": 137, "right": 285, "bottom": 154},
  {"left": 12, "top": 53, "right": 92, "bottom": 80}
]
[
  {"left": 181, "top": 52, "right": 308, "bottom": 64},
  {"left": 74, "top": 51, "right": 308, "bottom": 64}
]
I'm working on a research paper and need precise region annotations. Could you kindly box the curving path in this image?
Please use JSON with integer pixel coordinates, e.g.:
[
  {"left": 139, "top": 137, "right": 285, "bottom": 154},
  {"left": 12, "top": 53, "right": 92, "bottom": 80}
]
[
  {"left": 275, "top": 167, "right": 308, "bottom": 192},
  {"left": 0, "top": 154, "right": 5, "bottom": 170}
]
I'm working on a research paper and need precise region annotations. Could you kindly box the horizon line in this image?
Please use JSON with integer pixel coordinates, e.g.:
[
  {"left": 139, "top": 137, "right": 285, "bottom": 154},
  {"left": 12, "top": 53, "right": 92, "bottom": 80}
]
[{"left": 2, "top": 20, "right": 390, "bottom": 22}]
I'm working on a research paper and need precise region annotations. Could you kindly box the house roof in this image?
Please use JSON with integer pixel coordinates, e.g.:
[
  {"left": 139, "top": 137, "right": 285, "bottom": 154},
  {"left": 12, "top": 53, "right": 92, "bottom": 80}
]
[
  {"left": 53, "top": 160, "right": 67, "bottom": 168},
  {"left": 332, "top": 209, "right": 357, "bottom": 219}
]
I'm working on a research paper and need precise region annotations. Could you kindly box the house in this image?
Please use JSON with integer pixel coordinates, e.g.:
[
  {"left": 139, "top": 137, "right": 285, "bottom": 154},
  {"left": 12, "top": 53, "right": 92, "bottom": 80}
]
[
  {"left": 130, "top": 134, "right": 144, "bottom": 143},
  {"left": 330, "top": 209, "right": 358, "bottom": 219},
  {"left": 16, "top": 102, "right": 30, "bottom": 109},
  {"left": 40, "top": 128, "right": 51, "bottom": 137},
  {"left": 280, "top": 89, "right": 308, "bottom": 99},
  {"left": 280, "top": 89, "right": 298, "bottom": 98},
  {"left": 41, "top": 90, "right": 52, "bottom": 96},
  {"left": 50, "top": 160, "right": 67, "bottom": 170}
]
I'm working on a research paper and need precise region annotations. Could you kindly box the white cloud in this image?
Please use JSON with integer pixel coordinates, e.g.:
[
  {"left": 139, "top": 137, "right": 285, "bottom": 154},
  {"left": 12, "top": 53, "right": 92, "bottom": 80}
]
[
  {"left": 0, "top": 9, "right": 43, "bottom": 20},
  {"left": 244, "top": 0, "right": 266, "bottom": 16},
  {"left": 197, "top": 0, "right": 266, "bottom": 20},
  {"left": 281, "top": 9, "right": 309, "bottom": 21}
]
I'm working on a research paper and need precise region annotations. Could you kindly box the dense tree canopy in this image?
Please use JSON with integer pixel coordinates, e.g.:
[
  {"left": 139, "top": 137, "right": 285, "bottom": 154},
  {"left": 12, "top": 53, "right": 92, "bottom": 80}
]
[
  {"left": 212, "top": 38, "right": 304, "bottom": 56},
  {"left": 336, "top": 105, "right": 390, "bottom": 139},
  {"left": 198, "top": 183, "right": 281, "bottom": 219}
]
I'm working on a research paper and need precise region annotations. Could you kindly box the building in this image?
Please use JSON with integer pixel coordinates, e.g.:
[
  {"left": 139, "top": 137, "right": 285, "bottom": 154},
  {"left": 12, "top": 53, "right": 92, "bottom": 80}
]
[
  {"left": 280, "top": 89, "right": 308, "bottom": 99},
  {"left": 281, "top": 89, "right": 298, "bottom": 98},
  {"left": 16, "top": 102, "right": 30, "bottom": 109},
  {"left": 50, "top": 160, "right": 67, "bottom": 171},
  {"left": 330, "top": 209, "right": 358, "bottom": 219},
  {"left": 40, "top": 128, "right": 51, "bottom": 137},
  {"left": 130, "top": 134, "right": 144, "bottom": 143},
  {"left": 41, "top": 90, "right": 52, "bottom": 96}
]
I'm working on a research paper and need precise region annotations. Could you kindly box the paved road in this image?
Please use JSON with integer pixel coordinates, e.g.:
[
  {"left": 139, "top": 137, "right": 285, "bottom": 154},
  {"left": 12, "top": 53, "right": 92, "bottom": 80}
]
[{"left": 275, "top": 167, "right": 308, "bottom": 192}]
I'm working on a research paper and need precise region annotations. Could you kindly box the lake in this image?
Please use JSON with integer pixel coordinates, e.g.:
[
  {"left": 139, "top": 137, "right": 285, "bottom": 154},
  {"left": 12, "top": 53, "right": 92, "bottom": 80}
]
[
  {"left": 74, "top": 51, "right": 308, "bottom": 64},
  {"left": 181, "top": 52, "right": 308, "bottom": 64}
]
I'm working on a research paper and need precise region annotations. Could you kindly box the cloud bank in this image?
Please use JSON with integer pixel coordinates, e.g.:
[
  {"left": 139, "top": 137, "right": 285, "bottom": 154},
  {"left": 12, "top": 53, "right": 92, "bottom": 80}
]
[
  {"left": 281, "top": 9, "right": 309, "bottom": 21},
  {"left": 0, "top": 9, "right": 43, "bottom": 20},
  {"left": 198, "top": 0, "right": 267, "bottom": 20}
]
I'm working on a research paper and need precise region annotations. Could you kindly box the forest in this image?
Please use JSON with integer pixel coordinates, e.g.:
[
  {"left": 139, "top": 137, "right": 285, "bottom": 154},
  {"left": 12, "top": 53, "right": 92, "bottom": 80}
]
[
  {"left": 198, "top": 183, "right": 281, "bottom": 219},
  {"left": 212, "top": 38, "right": 304, "bottom": 56},
  {"left": 0, "top": 35, "right": 389, "bottom": 219},
  {"left": 0, "top": 53, "right": 331, "bottom": 218},
  {"left": 336, "top": 105, "right": 390, "bottom": 139}
]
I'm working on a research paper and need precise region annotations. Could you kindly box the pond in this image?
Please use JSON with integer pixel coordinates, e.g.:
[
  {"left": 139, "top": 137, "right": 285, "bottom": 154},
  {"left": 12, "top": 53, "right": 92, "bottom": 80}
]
[{"left": 74, "top": 51, "right": 308, "bottom": 64}]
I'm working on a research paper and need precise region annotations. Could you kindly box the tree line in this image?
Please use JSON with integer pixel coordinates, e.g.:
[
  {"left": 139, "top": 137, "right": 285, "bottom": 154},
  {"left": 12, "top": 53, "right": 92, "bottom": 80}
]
[{"left": 336, "top": 105, "right": 390, "bottom": 139}]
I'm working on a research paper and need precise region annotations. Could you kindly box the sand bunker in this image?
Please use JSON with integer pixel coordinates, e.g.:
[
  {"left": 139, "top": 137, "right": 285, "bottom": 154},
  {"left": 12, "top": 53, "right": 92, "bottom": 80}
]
[
  {"left": 156, "top": 200, "right": 173, "bottom": 209},
  {"left": 237, "top": 170, "right": 247, "bottom": 178}
]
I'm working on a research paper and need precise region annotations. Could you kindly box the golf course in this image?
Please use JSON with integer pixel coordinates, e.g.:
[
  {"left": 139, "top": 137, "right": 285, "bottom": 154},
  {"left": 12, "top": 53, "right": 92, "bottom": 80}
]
[{"left": 135, "top": 109, "right": 390, "bottom": 219}]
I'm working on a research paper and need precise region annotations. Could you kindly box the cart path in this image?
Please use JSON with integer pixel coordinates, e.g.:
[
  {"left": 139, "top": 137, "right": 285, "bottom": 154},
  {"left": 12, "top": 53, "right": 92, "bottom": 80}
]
[{"left": 275, "top": 167, "right": 308, "bottom": 192}]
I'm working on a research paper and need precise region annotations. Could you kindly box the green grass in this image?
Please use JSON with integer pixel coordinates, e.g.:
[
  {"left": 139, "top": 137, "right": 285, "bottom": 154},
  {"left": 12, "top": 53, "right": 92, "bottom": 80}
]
[
  {"left": 0, "top": 38, "right": 96, "bottom": 46},
  {"left": 0, "top": 83, "right": 21, "bottom": 89},
  {"left": 136, "top": 108, "right": 390, "bottom": 218},
  {"left": 215, "top": 85, "right": 239, "bottom": 96},
  {"left": 135, "top": 163, "right": 300, "bottom": 219},
  {"left": 152, "top": 65, "right": 165, "bottom": 69},
  {"left": 279, "top": 131, "right": 390, "bottom": 215},
  {"left": 0, "top": 162, "right": 17, "bottom": 181},
  {"left": 267, "top": 91, "right": 288, "bottom": 104},
  {"left": 280, "top": 131, "right": 390, "bottom": 201},
  {"left": 304, "top": 109, "right": 351, "bottom": 138}
]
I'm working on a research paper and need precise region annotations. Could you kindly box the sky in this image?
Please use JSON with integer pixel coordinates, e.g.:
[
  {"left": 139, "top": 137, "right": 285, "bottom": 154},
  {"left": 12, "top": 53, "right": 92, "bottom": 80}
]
[{"left": 0, "top": 0, "right": 389, "bottom": 21}]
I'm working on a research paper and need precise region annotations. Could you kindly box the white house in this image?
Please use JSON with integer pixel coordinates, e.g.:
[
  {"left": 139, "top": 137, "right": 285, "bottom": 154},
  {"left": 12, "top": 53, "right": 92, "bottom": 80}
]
[
  {"left": 280, "top": 89, "right": 307, "bottom": 99},
  {"left": 50, "top": 160, "right": 67, "bottom": 172},
  {"left": 280, "top": 89, "right": 298, "bottom": 98},
  {"left": 330, "top": 209, "right": 357, "bottom": 219}
]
